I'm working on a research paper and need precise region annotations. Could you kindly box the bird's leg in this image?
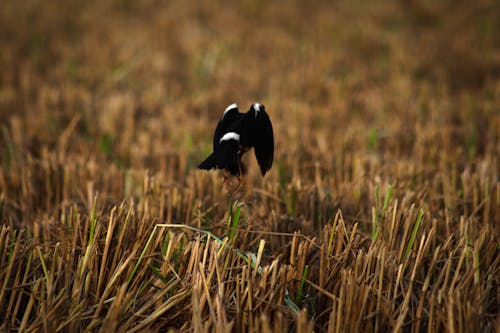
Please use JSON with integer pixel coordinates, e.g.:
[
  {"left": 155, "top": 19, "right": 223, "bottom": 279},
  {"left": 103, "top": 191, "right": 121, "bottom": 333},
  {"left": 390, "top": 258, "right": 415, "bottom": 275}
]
[
  {"left": 232, "top": 146, "right": 247, "bottom": 193},
  {"left": 221, "top": 170, "right": 230, "bottom": 189},
  {"left": 235, "top": 161, "right": 244, "bottom": 192},
  {"left": 235, "top": 175, "right": 244, "bottom": 193}
]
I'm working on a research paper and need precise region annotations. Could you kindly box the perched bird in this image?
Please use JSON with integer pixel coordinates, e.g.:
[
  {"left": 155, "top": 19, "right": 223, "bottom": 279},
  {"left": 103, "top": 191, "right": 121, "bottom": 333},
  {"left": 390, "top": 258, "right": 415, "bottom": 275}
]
[{"left": 198, "top": 103, "right": 274, "bottom": 181}]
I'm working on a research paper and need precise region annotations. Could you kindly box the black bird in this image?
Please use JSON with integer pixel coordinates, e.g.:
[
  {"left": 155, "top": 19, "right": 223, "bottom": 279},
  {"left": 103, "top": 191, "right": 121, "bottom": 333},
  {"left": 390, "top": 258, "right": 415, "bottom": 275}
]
[{"left": 198, "top": 103, "right": 274, "bottom": 180}]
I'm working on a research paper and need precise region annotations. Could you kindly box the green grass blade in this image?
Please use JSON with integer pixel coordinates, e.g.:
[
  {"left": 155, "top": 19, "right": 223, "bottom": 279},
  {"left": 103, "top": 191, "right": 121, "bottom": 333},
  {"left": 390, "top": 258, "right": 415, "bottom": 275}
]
[
  {"left": 127, "top": 225, "right": 157, "bottom": 287},
  {"left": 405, "top": 209, "right": 424, "bottom": 258}
]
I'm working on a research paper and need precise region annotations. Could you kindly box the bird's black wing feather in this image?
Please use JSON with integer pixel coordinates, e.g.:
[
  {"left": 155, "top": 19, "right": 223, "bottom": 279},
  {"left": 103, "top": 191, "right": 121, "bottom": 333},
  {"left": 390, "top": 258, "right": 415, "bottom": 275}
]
[
  {"left": 198, "top": 104, "right": 243, "bottom": 171},
  {"left": 198, "top": 152, "right": 217, "bottom": 170},
  {"left": 251, "top": 110, "right": 274, "bottom": 176},
  {"left": 213, "top": 105, "right": 243, "bottom": 150}
]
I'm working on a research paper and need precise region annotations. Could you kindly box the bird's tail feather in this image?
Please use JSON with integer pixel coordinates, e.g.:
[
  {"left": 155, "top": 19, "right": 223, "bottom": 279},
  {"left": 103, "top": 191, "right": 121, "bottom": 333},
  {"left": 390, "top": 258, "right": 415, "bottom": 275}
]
[{"left": 198, "top": 153, "right": 217, "bottom": 170}]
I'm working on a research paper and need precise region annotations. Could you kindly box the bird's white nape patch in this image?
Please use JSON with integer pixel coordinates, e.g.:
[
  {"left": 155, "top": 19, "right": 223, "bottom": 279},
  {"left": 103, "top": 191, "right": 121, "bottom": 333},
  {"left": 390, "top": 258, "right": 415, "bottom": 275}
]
[
  {"left": 252, "top": 103, "right": 262, "bottom": 117},
  {"left": 219, "top": 132, "right": 240, "bottom": 143},
  {"left": 222, "top": 103, "right": 238, "bottom": 119}
]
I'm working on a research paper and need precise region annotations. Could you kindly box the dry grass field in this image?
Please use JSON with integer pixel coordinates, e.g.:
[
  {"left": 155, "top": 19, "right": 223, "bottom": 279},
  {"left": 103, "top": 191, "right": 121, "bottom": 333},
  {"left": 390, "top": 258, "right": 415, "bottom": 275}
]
[{"left": 1, "top": 0, "right": 499, "bottom": 332}]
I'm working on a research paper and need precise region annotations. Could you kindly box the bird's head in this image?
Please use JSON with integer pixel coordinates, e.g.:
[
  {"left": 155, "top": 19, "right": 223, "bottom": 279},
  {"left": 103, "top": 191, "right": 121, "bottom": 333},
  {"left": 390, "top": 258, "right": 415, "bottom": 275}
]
[{"left": 250, "top": 103, "right": 265, "bottom": 118}]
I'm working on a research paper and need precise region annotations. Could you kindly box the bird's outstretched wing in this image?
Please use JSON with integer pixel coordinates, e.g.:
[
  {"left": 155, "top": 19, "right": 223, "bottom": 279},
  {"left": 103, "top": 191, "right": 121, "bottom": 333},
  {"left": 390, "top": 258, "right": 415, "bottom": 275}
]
[
  {"left": 248, "top": 105, "right": 274, "bottom": 176},
  {"left": 198, "top": 103, "right": 243, "bottom": 171},
  {"left": 213, "top": 103, "right": 243, "bottom": 150}
]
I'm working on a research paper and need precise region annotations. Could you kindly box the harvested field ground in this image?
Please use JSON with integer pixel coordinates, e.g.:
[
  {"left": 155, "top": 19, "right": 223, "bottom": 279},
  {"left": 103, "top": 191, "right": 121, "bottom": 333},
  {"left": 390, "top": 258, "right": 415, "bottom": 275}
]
[{"left": 0, "top": 1, "right": 499, "bottom": 332}]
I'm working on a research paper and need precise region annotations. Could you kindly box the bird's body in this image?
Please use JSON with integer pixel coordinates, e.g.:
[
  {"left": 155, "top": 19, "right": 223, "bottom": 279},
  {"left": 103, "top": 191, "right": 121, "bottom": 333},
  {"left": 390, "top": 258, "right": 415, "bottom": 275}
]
[{"left": 198, "top": 103, "right": 274, "bottom": 178}]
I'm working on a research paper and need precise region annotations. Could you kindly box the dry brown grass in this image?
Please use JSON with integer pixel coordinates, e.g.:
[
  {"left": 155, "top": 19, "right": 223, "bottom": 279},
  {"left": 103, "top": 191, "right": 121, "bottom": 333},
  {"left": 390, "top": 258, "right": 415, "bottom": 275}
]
[{"left": 1, "top": 0, "right": 499, "bottom": 332}]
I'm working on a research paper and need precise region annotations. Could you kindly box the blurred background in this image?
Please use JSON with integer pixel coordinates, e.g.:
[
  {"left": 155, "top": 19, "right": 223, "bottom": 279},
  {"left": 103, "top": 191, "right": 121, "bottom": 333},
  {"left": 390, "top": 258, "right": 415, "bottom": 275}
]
[{"left": 0, "top": 0, "right": 499, "bottom": 223}]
